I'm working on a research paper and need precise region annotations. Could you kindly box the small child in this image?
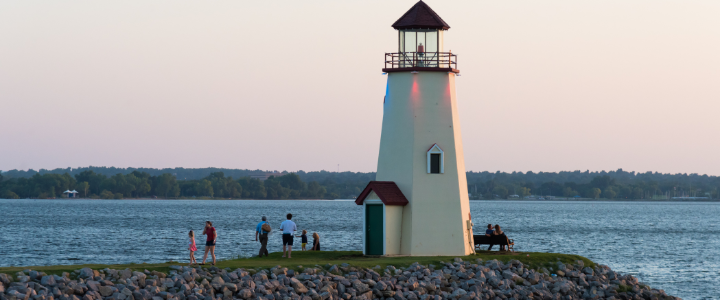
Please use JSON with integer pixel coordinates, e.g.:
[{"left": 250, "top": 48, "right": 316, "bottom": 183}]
[
  {"left": 188, "top": 230, "right": 197, "bottom": 265},
  {"left": 300, "top": 230, "right": 308, "bottom": 251}
]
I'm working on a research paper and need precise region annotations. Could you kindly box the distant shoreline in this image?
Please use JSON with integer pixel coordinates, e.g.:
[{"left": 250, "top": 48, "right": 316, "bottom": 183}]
[
  {"left": 471, "top": 198, "right": 720, "bottom": 202},
  {"left": 1, "top": 198, "right": 718, "bottom": 203},
  {"left": 0, "top": 198, "right": 336, "bottom": 201}
]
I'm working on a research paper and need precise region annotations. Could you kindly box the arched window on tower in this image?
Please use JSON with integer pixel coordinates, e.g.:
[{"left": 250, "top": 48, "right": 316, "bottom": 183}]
[{"left": 427, "top": 144, "right": 444, "bottom": 174}]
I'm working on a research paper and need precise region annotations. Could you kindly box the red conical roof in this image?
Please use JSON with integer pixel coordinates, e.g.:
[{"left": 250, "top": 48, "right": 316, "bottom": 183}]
[{"left": 392, "top": 1, "right": 450, "bottom": 30}]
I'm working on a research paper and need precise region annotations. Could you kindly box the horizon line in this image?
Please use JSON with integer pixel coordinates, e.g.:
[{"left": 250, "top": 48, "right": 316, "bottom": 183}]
[{"left": 2, "top": 166, "right": 718, "bottom": 177}]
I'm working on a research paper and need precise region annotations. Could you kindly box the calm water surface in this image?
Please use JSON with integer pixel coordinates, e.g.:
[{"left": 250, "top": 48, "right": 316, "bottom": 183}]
[{"left": 0, "top": 200, "right": 717, "bottom": 299}]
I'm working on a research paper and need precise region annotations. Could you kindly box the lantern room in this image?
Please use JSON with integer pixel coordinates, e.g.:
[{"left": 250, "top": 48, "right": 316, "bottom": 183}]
[{"left": 384, "top": 1, "right": 457, "bottom": 72}]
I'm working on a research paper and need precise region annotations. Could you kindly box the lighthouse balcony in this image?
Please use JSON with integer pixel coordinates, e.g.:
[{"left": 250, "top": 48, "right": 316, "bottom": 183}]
[{"left": 383, "top": 52, "right": 459, "bottom": 74}]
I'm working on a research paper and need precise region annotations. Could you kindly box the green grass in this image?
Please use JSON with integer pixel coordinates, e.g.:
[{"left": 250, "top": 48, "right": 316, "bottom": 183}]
[
  {"left": 0, "top": 251, "right": 594, "bottom": 277},
  {"left": 617, "top": 284, "right": 633, "bottom": 293}
]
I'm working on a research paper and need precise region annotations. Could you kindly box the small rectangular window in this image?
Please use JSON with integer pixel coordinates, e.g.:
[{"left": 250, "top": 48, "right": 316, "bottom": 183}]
[{"left": 430, "top": 154, "right": 441, "bottom": 174}]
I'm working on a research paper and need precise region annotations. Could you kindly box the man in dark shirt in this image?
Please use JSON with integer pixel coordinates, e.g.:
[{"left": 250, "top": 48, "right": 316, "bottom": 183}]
[{"left": 485, "top": 224, "right": 495, "bottom": 251}]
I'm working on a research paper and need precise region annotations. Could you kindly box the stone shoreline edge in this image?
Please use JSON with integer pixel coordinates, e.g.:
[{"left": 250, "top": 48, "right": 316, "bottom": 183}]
[{"left": 0, "top": 254, "right": 678, "bottom": 300}]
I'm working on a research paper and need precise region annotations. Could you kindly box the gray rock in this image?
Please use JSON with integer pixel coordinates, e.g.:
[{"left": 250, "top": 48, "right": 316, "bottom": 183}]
[
  {"left": 223, "top": 283, "right": 237, "bottom": 293},
  {"left": 582, "top": 267, "right": 594, "bottom": 275},
  {"left": 99, "top": 286, "right": 114, "bottom": 297},
  {"left": 527, "top": 273, "right": 540, "bottom": 285},
  {"left": 133, "top": 272, "right": 147, "bottom": 281},
  {"left": 381, "top": 290, "right": 396, "bottom": 297},
  {"left": 451, "top": 289, "right": 467, "bottom": 298},
  {"left": 79, "top": 269, "right": 96, "bottom": 279},
  {"left": 272, "top": 268, "right": 287, "bottom": 276},
  {"left": 211, "top": 277, "right": 224, "bottom": 285},
  {"left": 86, "top": 281, "right": 100, "bottom": 292},
  {"left": 120, "top": 270, "right": 132, "bottom": 280},
  {"left": 552, "top": 281, "right": 572, "bottom": 295},
  {"left": 501, "top": 271, "right": 514, "bottom": 280},
  {"left": 41, "top": 276, "right": 57, "bottom": 286},
  {"left": 0, "top": 273, "right": 11, "bottom": 285},
  {"left": 578, "top": 277, "right": 589, "bottom": 287},
  {"left": 485, "top": 261, "right": 502, "bottom": 271},
  {"left": 575, "top": 260, "right": 585, "bottom": 268},
  {"left": 487, "top": 277, "right": 500, "bottom": 288},
  {"left": 145, "top": 279, "right": 156, "bottom": 287},
  {"left": 132, "top": 291, "right": 145, "bottom": 300},
  {"left": 289, "top": 279, "right": 308, "bottom": 294}
]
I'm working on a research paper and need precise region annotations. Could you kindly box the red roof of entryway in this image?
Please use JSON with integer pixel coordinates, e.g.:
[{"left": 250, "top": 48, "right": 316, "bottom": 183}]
[{"left": 355, "top": 181, "right": 409, "bottom": 206}]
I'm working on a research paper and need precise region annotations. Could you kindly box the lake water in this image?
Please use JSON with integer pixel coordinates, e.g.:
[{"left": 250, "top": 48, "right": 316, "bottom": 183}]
[{"left": 0, "top": 199, "right": 717, "bottom": 299}]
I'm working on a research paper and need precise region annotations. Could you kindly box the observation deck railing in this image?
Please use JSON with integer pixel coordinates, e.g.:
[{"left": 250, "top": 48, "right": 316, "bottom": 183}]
[{"left": 384, "top": 52, "right": 457, "bottom": 71}]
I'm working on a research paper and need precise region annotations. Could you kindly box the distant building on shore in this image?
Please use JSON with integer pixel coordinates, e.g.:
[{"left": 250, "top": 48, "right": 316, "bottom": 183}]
[
  {"left": 63, "top": 190, "right": 79, "bottom": 198},
  {"left": 671, "top": 197, "right": 710, "bottom": 200},
  {"left": 250, "top": 171, "right": 287, "bottom": 181}
]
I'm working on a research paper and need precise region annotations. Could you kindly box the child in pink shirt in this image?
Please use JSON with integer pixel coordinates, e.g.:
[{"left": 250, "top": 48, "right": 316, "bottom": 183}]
[{"left": 188, "top": 230, "right": 198, "bottom": 265}]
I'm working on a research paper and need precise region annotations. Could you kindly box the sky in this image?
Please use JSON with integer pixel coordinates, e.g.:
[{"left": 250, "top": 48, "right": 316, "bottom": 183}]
[{"left": 1, "top": 1, "right": 719, "bottom": 175}]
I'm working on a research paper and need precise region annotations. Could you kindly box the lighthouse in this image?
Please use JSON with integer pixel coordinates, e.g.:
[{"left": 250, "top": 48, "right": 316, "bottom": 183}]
[{"left": 356, "top": 1, "right": 474, "bottom": 256}]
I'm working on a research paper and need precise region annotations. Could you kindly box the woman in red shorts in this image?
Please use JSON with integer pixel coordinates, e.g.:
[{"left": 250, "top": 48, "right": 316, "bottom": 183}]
[{"left": 201, "top": 221, "right": 217, "bottom": 265}]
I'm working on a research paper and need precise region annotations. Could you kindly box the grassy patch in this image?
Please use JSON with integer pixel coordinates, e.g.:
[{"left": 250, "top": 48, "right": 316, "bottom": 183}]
[
  {"left": 617, "top": 284, "right": 633, "bottom": 292},
  {"left": 0, "top": 251, "right": 594, "bottom": 276}
]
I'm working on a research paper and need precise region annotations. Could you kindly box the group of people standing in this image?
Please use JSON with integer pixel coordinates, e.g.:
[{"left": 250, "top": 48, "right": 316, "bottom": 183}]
[
  {"left": 183, "top": 216, "right": 321, "bottom": 265},
  {"left": 255, "top": 213, "right": 320, "bottom": 258}
]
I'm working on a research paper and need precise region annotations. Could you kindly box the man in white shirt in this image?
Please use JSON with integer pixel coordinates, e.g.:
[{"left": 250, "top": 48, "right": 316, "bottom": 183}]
[{"left": 279, "top": 213, "right": 297, "bottom": 258}]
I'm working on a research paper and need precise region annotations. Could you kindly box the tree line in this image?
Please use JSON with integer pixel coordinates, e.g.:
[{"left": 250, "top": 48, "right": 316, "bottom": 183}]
[
  {"left": 466, "top": 169, "right": 720, "bottom": 200},
  {"left": 0, "top": 171, "right": 329, "bottom": 200},
  {"left": 1, "top": 167, "right": 719, "bottom": 200}
]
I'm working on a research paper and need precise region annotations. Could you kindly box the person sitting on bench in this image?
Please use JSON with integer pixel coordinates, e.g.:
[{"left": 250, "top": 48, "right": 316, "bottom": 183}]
[
  {"left": 494, "top": 224, "right": 508, "bottom": 251},
  {"left": 485, "top": 224, "right": 495, "bottom": 251}
]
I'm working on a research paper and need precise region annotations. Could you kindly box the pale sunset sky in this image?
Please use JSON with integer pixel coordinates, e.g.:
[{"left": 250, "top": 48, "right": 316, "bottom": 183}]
[{"left": 1, "top": 1, "right": 719, "bottom": 175}]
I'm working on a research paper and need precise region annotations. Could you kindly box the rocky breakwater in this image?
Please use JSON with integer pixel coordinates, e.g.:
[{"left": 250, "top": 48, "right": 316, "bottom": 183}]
[{"left": 0, "top": 258, "right": 678, "bottom": 300}]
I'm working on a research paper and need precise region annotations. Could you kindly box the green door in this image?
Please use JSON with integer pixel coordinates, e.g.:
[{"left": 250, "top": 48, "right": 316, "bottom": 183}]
[{"left": 365, "top": 205, "right": 383, "bottom": 255}]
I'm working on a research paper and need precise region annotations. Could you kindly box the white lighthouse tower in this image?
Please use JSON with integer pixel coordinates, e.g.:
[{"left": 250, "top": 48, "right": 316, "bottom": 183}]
[{"left": 356, "top": 1, "right": 473, "bottom": 256}]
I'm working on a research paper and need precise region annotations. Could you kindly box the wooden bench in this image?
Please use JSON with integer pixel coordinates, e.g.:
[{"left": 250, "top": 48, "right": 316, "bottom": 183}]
[{"left": 473, "top": 234, "right": 514, "bottom": 252}]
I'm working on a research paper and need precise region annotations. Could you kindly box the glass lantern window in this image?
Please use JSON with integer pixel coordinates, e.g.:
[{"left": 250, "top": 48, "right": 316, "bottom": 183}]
[
  {"left": 403, "top": 31, "right": 416, "bottom": 53},
  {"left": 399, "top": 29, "right": 441, "bottom": 53}
]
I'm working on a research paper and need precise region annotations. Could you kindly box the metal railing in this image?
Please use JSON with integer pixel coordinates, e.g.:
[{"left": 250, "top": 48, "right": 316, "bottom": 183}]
[{"left": 384, "top": 52, "right": 457, "bottom": 69}]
